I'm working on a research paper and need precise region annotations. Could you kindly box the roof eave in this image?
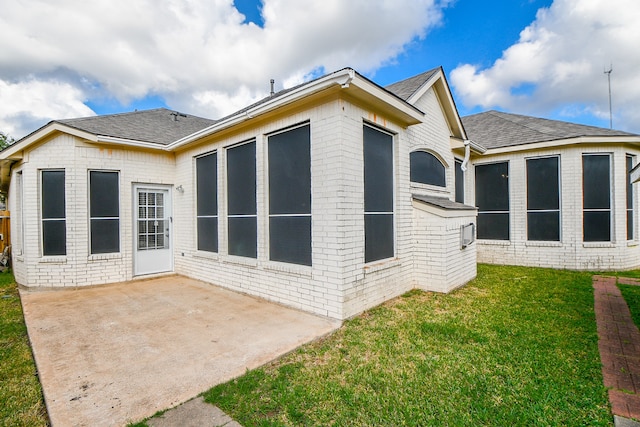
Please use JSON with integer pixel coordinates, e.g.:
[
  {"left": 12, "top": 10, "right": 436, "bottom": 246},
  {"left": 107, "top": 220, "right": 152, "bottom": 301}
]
[
  {"left": 479, "top": 135, "right": 640, "bottom": 155},
  {"left": 168, "top": 69, "right": 424, "bottom": 150}
]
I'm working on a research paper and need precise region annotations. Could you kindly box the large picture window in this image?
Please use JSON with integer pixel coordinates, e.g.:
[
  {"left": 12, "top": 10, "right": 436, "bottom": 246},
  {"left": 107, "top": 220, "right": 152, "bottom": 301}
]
[
  {"left": 196, "top": 152, "right": 218, "bottom": 252},
  {"left": 41, "top": 170, "right": 66, "bottom": 256},
  {"left": 410, "top": 151, "right": 446, "bottom": 187},
  {"left": 227, "top": 141, "right": 257, "bottom": 258},
  {"left": 526, "top": 157, "right": 560, "bottom": 241},
  {"left": 89, "top": 171, "right": 120, "bottom": 254},
  {"left": 583, "top": 154, "right": 611, "bottom": 242},
  {"left": 475, "top": 162, "right": 509, "bottom": 240},
  {"left": 268, "top": 124, "right": 311, "bottom": 266},
  {"left": 364, "top": 124, "right": 394, "bottom": 263},
  {"left": 627, "top": 155, "right": 635, "bottom": 240}
]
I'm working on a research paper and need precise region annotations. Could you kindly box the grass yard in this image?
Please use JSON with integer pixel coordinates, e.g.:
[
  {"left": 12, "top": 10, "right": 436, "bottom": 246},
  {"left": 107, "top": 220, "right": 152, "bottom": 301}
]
[
  {"left": 203, "top": 264, "right": 611, "bottom": 426},
  {"left": 0, "top": 271, "right": 49, "bottom": 427},
  {"left": 619, "top": 284, "right": 640, "bottom": 329}
]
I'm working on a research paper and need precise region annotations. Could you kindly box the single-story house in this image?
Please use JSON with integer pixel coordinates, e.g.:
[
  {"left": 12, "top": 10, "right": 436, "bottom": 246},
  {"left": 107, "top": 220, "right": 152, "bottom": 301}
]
[
  {"left": 461, "top": 110, "right": 640, "bottom": 271},
  {"left": 0, "top": 67, "right": 478, "bottom": 320}
]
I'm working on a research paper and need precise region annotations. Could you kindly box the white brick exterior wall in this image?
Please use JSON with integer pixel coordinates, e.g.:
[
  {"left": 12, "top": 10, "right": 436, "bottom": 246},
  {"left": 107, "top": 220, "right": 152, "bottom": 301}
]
[
  {"left": 10, "top": 84, "right": 478, "bottom": 320},
  {"left": 471, "top": 144, "right": 640, "bottom": 270}
]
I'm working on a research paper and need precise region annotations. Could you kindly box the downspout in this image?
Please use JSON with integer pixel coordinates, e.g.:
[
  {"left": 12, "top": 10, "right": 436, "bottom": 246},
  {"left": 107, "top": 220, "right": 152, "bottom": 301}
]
[{"left": 460, "top": 139, "right": 471, "bottom": 172}]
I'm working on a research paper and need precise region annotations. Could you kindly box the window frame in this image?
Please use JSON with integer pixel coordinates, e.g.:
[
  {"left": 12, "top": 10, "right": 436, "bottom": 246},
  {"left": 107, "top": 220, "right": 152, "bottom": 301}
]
[
  {"left": 475, "top": 161, "right": 510, "bottom": 240},
  {"left": 267, "top": 122, "right": 312, "bottom": 266},
  {"left": 226, "top": 139, "right": 257, "bottom": 259},
  {"left": 582, "top": 153, "right": 612, "bottom": 242},
  {"left": 89, "top": 170, "right": 121, "bottom": 254},
  {"left": 363, "top": 123, "right": 395, "bottom": 263},
  {"left": 627, "top": 154, "right": 635, "bottom": 241},
  {"left": 409, "top": 150, "right": 446, "bottom": 187},
  {"left": 41, "top": 169, "right": 66, "bottom": 256},
  {"left": 195, "top": 151, "right": 218, "bottom": 253},
  {"left": 526, "top": 155, "right": 561, "bottom": 242}
]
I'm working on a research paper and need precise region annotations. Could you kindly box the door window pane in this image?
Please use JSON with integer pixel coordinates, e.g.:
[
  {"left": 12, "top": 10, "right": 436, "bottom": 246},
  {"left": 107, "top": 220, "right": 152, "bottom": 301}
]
[{"left": 455, "top": 159, "right": 464, "bottom": 203}]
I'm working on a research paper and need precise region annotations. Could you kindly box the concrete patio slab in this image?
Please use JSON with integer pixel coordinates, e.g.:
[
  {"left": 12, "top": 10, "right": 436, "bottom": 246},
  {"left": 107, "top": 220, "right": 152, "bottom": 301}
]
[{"left": 20, "top": 275, "right": 341, "bottom": 427}]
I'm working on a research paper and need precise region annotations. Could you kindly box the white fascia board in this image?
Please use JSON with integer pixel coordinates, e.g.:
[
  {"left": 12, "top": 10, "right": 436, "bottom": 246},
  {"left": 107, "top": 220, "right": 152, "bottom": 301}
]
[
  {"left": 481, "top": 135, "right": 640, "bottom": 156},
  {"left": 95, "top": 135, "right": 168, "bottom": 150}
]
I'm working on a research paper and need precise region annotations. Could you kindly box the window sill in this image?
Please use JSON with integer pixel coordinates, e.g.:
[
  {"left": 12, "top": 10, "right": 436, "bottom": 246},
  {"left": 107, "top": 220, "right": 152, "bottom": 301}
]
[
  {"left": 39, "top": 256, "right": 67, "bottom": 264},
  {"left": 264, "top": 261, "right": 312, "bottom": 277},
  {"left": 583, "top": 242, "right": 615, "bottom": 248},
  {"left": 222, "top": 255, "right": 258, "bottom": 268},
  {"left": 363, "top": 258, "right": 402, "bottom": 274},
  {"left": 88, "top": 253, "right": 121, "bottom": 261},
  {"left": 193, "top": 250, "right": 219, "bottom": 261},
  {"left": 477, "top": 239, "right": 511, "bottom": 246},
  {"left": 628, "top": 240, "right": 639, "bottom": 247},
  {"left": 525, "top": 241, "right": 562, "bottom": 247}
]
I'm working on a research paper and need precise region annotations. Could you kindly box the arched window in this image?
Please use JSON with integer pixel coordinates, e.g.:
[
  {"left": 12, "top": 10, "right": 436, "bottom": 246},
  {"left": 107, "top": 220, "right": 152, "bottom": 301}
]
[{"left": 410, "top": 151, "right": 446, "bottom": 187}]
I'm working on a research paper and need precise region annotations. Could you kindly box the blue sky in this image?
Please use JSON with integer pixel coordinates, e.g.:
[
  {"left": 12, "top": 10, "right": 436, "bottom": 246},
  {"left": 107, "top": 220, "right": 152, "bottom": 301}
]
[{"left": 1, "top": 0, "right": 638, "bottom": 139}]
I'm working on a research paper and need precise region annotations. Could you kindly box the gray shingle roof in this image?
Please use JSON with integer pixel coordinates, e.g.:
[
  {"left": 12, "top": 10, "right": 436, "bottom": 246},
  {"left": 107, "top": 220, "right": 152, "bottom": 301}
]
[
  {"left": 412, "top": 194, "right": 476, "bottom": 211},
  {"left": 57, "top": 108, "right": 217, "bottom": 145},
  {"left": 462, "top": 110, "right": 637, "bottom": 150},
  {"left": 385, "top": 68, "right": 440, "bottom": 101}
]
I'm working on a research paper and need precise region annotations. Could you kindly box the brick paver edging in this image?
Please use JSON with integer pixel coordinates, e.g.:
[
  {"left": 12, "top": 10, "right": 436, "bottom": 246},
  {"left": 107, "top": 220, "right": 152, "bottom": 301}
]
[{"left": 593, "top": 275, "right": 640, "bottom": 421}]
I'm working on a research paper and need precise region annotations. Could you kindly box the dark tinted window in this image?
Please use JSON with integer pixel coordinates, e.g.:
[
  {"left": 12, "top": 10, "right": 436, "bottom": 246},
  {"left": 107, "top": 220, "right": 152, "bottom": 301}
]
[
  {"left": 89, "top": 171, "right": 120, "bottom": 254},
  {"left": 42, "top": 170, "right": 65, "bottom": 219},
  {"left": 527, "top": 157, "right": 560, "bottom": 241},
  {"left": 455, "top": 159, "right": 464, "bottom": 203},
  {"left": 269, "top": 125, "right": 311, "bottom": 215},
  {"left": 196, "top": 153, "right": 218, "bottom": 252},
  {"left": 410, "top": 151, "right": 446, "bottom": 187},
  {"left": 42, "top": 170, "right": 66, "bottom": 255},
  {"left": 268, "top": 124, "right": 312, "bottom": 265},
  {"left": 227, "top": 142, "right": 257, "bottom": 258},
  {"left": 227, "top": 142, "right": 256, "bottom": 215},
  {"left": 583, "top": 155, "right": 610, "bottom": 209},
  {"left": 364, "top": 125, "right": 393, "bottom": 213},
  {"left": 583, "top": 154, "right": 611, "bottom": 242},
  {"left": 364, "top": 125, "right": 394, "bottom": 262},
  {"left": 627, "top": 155, "right": 634, "bottom": 240},
  {"left": 475, "top": 162, "right": 509, "bottom": 240}
]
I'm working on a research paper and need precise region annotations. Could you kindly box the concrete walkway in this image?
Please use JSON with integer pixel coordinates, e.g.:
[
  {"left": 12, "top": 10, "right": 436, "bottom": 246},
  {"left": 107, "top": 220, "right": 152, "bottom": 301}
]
[
  {"left": 20, "top": 275, "right": 340, "bottom": 427},
  {"left": 593, "top": 276, "right": 640, "bottom": 425}
]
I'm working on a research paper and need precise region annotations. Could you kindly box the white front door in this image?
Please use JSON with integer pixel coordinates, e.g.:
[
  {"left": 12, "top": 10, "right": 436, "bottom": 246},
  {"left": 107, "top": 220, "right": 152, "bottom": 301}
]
[{"left": 134, "top": 185, "right": 173, "bottom": 276}]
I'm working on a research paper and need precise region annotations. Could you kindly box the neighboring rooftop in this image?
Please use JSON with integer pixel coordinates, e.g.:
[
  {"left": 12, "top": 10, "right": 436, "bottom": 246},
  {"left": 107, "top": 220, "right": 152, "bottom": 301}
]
[
  {"left": 462, "top": 110, "right": 638, "bottom": 150},
  {"left": 385, "top": 67, "right": 440, "bottom": 101},
  {"left": 57, "top": 108, "right": 217, "bottom": 145}
]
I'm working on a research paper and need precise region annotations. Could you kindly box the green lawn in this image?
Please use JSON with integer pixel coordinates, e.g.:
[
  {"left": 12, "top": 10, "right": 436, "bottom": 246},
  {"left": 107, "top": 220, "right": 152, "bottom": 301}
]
[
  {"left": 203, "top": 264, "right": 611, "bottom": 426},
  {"left": 619, "top": 284, "right": 640, "bottom": 329},
  {"left": 0, "top": 271, "right": 48, "bottom": 427}
]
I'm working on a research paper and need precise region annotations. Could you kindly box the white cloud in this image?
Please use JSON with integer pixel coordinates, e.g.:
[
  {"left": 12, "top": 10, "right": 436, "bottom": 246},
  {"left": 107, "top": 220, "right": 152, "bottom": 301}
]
[
  {"left": 450, "top": 0, "right": 640, "bottom": 132},
  {"left": 0, "top": 0, "right": 449, "bottom": 139}
]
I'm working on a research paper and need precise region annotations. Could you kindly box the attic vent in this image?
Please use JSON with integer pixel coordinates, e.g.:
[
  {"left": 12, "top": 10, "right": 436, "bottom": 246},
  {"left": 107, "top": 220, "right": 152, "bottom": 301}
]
[{"left": 170, "top": 112, "right": 187, "bottom": 121}]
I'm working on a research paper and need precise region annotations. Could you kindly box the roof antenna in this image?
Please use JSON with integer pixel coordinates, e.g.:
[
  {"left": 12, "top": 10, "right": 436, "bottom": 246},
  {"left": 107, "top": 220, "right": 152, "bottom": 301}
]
[
  {"left": 604, "top": 64, "right": 613, "bottom": 129},
  {"left": 270, "top": 79, "right": 275, "bottom": 96}
]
